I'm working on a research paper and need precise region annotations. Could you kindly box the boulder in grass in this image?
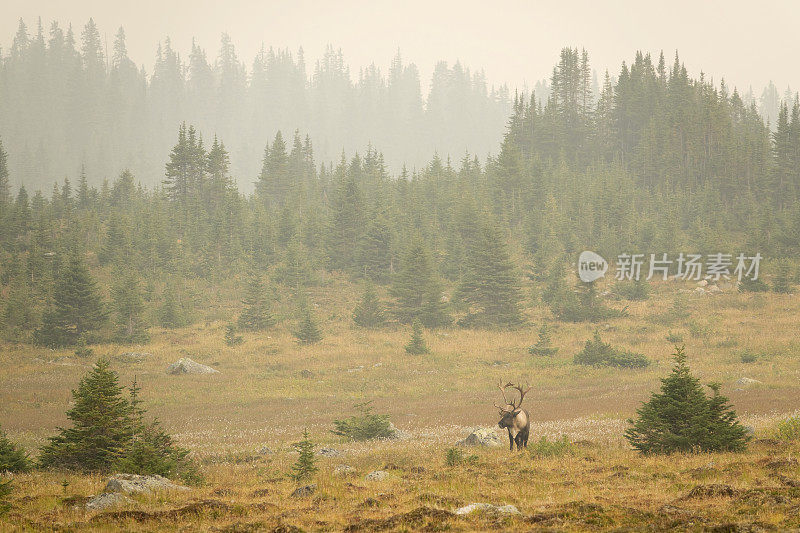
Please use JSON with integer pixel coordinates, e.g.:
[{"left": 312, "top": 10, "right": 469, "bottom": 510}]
[
  {"left": 85, "top": 492, "right": 132, "bottom": 511},
  {"left": 456, "top": 427, "right": 501, "bottom": 447},
  {"left": 455, "top": 503, "right": 521, "bottom": 515},
  {"left": 166, "top": 357, "right": 219, "bottom": 375},
  {"left": 104, "top": 474, "right": 189, "bottom": 494}
]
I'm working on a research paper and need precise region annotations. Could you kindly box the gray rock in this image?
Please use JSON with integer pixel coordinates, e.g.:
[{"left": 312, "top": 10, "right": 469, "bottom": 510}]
[
  {"left": 744, "top": 425, "right": 756, "bottom": 436},
  {"left": 299, "top": 369, "right": 314, "bottom": 378},
  {"left": 104, "top": 474, "right": 189, "bottom": 494},
  {"left": 454, "top": 503, "right": 521, "bottom": 516},
  {"left": 334, "top": 464, "right": 355, "bottom": 476},
  {"left": 364, "top": 470, "right": 388, "bottom": 481},
  {"left": 258, "top": 446, "right": 274, "bottom": 455},
  {"left": 318, "top": 447, "right": 341, "bottom": 457},
  {"left": 386, "top": 423, "right": 409, "bottom": 440},
  {"left": 85, "top": 492, "right": 133, "bottom": 511},
  {"left": 456, "top": 427, "right": 501, "bottom": 448},
  {"left": 166, "top": 357, "right": 219, "bottom": 375},
  {"left": 119, "top": 352, "right": 152, "bottom": 360},
  {"left": 697, "top": 280, "right": 708, "bottom": 287},
  {"left": 708, "top": 285, "right": 722, "bottom": 294},
  {"left": 694, "top": 287, "right": 706, "bottom": 294},
  {"left": 736, "top": 377, "right": 762, "bottom": 386},
  {"left": 291, "top": 484, "right": 316, "bottom": 497}
]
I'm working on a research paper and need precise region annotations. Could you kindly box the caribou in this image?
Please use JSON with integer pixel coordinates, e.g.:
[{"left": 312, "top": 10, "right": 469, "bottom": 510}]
[{"left": 495, "top": 381, "right": 532, "bottom": 451}]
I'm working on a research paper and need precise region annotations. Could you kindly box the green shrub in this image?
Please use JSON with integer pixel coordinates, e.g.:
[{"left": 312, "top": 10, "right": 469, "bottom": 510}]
[
  {"left": 0, "top": 426, "right": 31, "bottom": 473},
  {"left": 611, "top": 279, "right": 650, "bottom": 301},
  {"left": 445, "top": 447, "right": 478, "bottom": 466},
  {"left": 625, "top": 346, "right": 750, "bottom": 454},
  {"left": 739, "top": 276, "right": 769, "bottom": 293},
  {"left": 573, "top": 331, "right": 650, "bottom": 368},
  {"left": 687, "top": 320, "right": 712, "bottom": 339},
  {"left": 529, "top": 436, "right": 575, "bottom": 458},
  {"left": 294, "top": 304, "right": 323, "bottom": 345},
  {"left": 774, "top": 415, "right": 800, "bottom": 441},
  {"left": 738, "top": 350, "right": 758, "bottom": 364},
  {"left": 665, "top": 331, "right": 683, "bottom": 344},
  {"left": 331, "top": 402, "right": 395, "bottom": 441}
]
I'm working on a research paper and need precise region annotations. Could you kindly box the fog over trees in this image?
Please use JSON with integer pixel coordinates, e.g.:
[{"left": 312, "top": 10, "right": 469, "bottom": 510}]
[{"left": 0, "top": 18, "right": 512, "bottom": 190}]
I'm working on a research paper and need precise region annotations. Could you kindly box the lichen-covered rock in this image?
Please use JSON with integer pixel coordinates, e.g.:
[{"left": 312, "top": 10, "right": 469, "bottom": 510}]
[
  {"left": 456, "top": 427, "right": 501, "bottom": 447},
  {"left": 104, "top": 474, "right": 189, "bottom": 494},
  {"left": 334, "top": 464, "right": 355, "bottom": 476},
  {"left": 166, "top": 357, "right": 219, "bottom": 375},
  {"left": 454, "top": 503, "right": 521, "bottom": 515},
  {"left": 85, "top": 492, "right": 133, "bottom": 511},
  {"left": 291, "top": 484, "right": 315, "bottom": 497},
  {"left": 318, "top": 447, "right": 341, "bottom": 457},
  {"left": 364, "top": 470, "right": 388, "bottom": 481}
]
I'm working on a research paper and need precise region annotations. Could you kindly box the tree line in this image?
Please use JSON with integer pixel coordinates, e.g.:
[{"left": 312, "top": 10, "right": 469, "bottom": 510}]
[
  {"left": 0, "top": 18, "right": 511, "bottom": 191},
  {"left": 1, "top": 46, "right": 800, "bottom": 344}
]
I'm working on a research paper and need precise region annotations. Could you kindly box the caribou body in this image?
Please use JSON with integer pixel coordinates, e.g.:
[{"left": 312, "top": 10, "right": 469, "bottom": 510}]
[{"left": 495, "top": 382, "right": 531, "bottom": 451}]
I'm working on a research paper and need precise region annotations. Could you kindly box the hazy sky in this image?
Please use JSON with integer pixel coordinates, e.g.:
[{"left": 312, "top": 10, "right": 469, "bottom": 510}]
[{"left": 3, "top": 0, "right": 799, "bottom": 97}]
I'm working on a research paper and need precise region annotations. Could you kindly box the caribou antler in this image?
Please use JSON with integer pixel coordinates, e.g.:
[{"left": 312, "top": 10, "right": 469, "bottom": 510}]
[
  {"left": 494, "top": 381, "right": 514, "bottom": 412},
  {"left": 495, "top": 381, "right": 532, "bottom": 411},
  {"left": 511, "top": 383, "right": 532, "bottom": 408}
]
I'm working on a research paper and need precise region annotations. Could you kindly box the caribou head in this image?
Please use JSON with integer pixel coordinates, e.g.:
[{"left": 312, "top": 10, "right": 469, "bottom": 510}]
[{"left": 495, "top": 381, "right": 532, "bottom": 451}]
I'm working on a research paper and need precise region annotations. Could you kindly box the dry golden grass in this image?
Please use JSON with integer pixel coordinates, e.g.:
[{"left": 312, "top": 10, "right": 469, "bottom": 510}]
[{"left": 2, "top": 277, "right": 800, "bottom": 531}]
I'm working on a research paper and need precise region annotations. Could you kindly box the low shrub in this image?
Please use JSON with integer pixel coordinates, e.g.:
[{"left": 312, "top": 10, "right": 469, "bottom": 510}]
[
  {"left": 331, "top": 402, "right": 395, "bottom": 441},
  {"left": 665, "top": 331, "right": 684, "bottom": 344},
  {"left": 774, "top": 415, "right": 800, "bottom": 441},
  {"left": 529, "top": 436, "right": 575, "bottom": 458},
  {"left": 445, "top": 447, "right": 478, "bottom": 466},
  {"left": 738, "top": 350, "right": 759, "bottom": 364},
  {"left": 611, "top": 279, "right": 650, "bottom": 301},
  {"left": 574, "top": 331, "right": 650, "bottom": 368}
]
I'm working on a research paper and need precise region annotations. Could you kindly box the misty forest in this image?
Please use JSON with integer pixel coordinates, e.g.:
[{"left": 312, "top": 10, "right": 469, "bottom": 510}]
[{"left": 2, "top": 16, "right": 800, "bottom": 532}]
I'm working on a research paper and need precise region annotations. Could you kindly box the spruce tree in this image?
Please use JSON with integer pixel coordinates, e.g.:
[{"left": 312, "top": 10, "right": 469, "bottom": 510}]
[
  {"left": 405, "top": 319, "right": 430, "bottom": 355},
  {"left": 352, "top": 284, "right": 387, "bottom": 328},
  {"left": 0, "top": 477, "right": 10, "bottom": 516},
  {"left": 114, "top": 378, "right": 194, "bottom": 481},
  {"left": 391, "top": 239, "right": 451, "bottom": 328},
  {"left": 35, "top": 254, "right": 107, "bottom": 347},
  {"left": 224, "top": 323, "right": 244, "bottom": 346},
  {"left": 772, "top": 260, "right": 794, "bottom": 293},
  {"left": 455, "top": 217, "right": 525, "bottom": 328},
  {"left": 294, "top": 302, "right": 322, "bottom": 345},
  {"left": 39, "top": 359, "right": 133, "bottom": 472},
  {"left": 625, "top": 346, "right": 749, "bottom": 454},
  {"left": 237, "top": 272, "right": 275, "bottom": 332},
  {"left": 159, "top": 284, "right": 187, "bottom": 329},
  {"left": 529, "top": 323, "right": 558, "bottom": 356},
  {"left": 0, "top": 425, "right": 30, "bottom": 473},
  {"left": 290, "top": 430, "right": 317, "bottom": 482},
  {"left": 111, "top": 270, "right": 149, "bottom": 343}
]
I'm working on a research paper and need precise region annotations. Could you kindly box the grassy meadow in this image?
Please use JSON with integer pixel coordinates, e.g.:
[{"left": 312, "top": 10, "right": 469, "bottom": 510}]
[{"left": 1, "top": 275, "right": 800, "bottom": 531}]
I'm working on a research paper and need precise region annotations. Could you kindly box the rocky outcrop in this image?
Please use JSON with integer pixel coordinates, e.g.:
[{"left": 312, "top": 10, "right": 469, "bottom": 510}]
[
  {"left": 454, "top": 503, "right": 521, "bottom": 515},
  {"left": 166, "top": 358, "right": 219, "bottom": 375}
]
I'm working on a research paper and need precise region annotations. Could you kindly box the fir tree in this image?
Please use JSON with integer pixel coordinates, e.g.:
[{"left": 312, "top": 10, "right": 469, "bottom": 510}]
[
  {"left": 290, "top": 430, "right": 317, "bottom": 482},
  {"left": 0, "top": 477, "right": 11, "bottom": 516},
  {"left": 111, "top": 269, "right": 149, "bottom": 343},
  {"left": 529, "top": 323, "right": 558, "bottom": 356},
  {"left": 455, "top": 217, "right": 525, "bottom": 328},
  {"left": 772, "top": 260, "right": 794, "bottom": 293},
  {"left": 0, "top": 425, "right": 31, "bottom": 473},
  {"left": 294, "top": 302, "right": 322, "bottom": 344},
  {"left": 352, "top": 284, "right": 387, "bottom": 328},
  {"left": 39, "top": 359, "right": 132, "bottom": 471},
  {"left": 159, "top": 284, "right": 187, "bottom": 329},
  {"left": 391, "top": 239, "right": 451, "bottom": 328},
  {"left": 35, "top": 254, "right": 107, "bottom": 347},
  {"left": 224, "top": 323, "right": 244, "bottom": 346},
  {"left": 404, "top": 319, "right": 429, "bottom": 355},
  {"left": 237, "top": 272, "right": 275, "bottom": 331},
  {"left": 114, "top": 378, "right": 195, "bottom": 482},
  {"left": 625, "top": 346, "right": 750, "bottom": 454}
]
